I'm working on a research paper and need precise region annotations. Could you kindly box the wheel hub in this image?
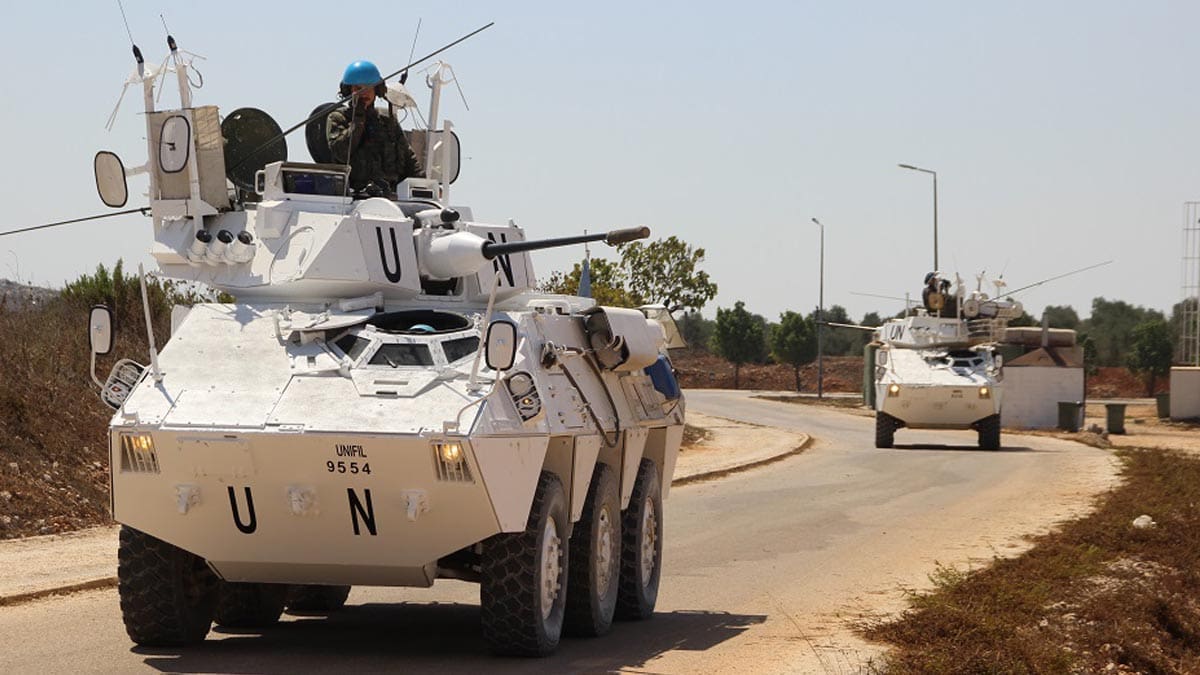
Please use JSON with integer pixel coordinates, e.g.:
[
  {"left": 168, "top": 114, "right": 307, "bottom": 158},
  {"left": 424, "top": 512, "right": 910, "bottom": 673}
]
[
  {"left": 639, "top": 497, "right": 657, "bottom": 585},
  {"left": 540, "top": 516, "right": 562, "bottom": 620},
  {"left": 595, "top": 505, "right": 615, "bottom": 596}
]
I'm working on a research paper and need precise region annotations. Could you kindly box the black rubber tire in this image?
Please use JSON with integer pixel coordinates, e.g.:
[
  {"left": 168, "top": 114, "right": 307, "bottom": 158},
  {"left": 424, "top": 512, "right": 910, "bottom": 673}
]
[
  {"left": 117, "top": 525, "right": 219, "bottom": 646},
  {"left": 978, "top": 414, "right": 1001, "bottom": 451},
  {"left": 480, "top": 472, "right": 569, "bottom": 656},
  {"left": 564, "top": 464, "right": 621, "bottom": 637},
  {"left": 214, "top": 581, "right": 289, "bottom": 628},
  {"left": 875, "top": 413, "right": 895, "bottom": 449},
  {"left": 615, "top": 459, "right": 663, "bottom": 621},
  {"left": 286, "top": 585, "right": 352, "bottom": 612}
]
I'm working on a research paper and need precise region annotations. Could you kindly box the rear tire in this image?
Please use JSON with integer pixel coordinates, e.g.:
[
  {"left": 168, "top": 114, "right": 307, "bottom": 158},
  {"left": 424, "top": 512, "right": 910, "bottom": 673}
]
[
  {"left": 286, "top": 585, "right": 351, "bottom": 612},
  {"left": 977, "top": 414, "right": 1001, "bottom": 450},
  {"left": 615, "top": 459, "right": 663, "bottom": 621},
  {"left": 875, "top": 413, "right": 896, "bottom": 448},
  {"left": 117, "top": 526, "right": 218, "bottom": 646},
  {"left": 214, "top": 581, "right": 289, "bottom": 628},
  {"left": 480, "top": 472, "right": 569, "bottom": 656},
  {"left": 564, "top": 465, "right": 621, "bottom": 637}
]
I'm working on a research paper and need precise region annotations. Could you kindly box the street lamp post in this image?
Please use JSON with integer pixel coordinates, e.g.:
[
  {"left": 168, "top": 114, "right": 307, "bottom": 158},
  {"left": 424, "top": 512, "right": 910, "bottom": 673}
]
[
  {"left": 898, "top": 163, "right": 938, "bottom": 271},
  {"left": 811, "top": 217, "right": 825, "bottom": 399}
]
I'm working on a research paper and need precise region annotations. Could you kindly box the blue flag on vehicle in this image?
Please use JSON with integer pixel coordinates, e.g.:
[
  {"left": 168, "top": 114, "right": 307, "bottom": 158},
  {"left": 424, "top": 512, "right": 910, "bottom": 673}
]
[{"left": 578, "top": 256, "right": 592, "bottom": 298}]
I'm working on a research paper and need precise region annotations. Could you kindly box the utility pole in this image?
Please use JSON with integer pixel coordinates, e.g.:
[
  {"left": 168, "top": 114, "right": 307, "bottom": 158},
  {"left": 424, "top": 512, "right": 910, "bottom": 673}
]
[
  {"left": 898, "top": 163, "right": 938, "bottom": 270},
  {"left": 811, "top": 217, "right": 825, "bottom": 399}
]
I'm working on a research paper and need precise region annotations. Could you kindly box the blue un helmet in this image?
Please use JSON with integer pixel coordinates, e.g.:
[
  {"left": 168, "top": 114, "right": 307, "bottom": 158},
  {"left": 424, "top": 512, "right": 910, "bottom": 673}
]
[
  {"left": 342, "top": 60, "right": 383, "bottom": 86},
  {"left": 340, "top": 60, "right": 386, "bottom": 99}
]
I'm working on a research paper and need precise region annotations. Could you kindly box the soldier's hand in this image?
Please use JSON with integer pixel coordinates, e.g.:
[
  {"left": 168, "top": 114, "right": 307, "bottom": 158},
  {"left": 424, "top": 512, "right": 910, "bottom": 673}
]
[{"left": 363, "top": 181, "right": 385, "bottom": 198}]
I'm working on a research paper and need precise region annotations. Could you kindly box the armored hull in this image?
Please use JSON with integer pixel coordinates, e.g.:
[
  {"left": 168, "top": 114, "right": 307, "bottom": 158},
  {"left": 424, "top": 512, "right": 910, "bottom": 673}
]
[
  {"left": 872, "top": 314, "right": 1004, "bottom": 449},
  {"left": 112, "top": 301, "right": 683, "bottom": 588}
]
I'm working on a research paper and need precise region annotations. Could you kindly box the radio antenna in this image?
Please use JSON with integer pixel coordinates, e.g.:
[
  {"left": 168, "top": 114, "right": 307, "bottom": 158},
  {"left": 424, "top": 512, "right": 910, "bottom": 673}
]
[
  {"left": 116, "top": 0, "right": 135, "bottom": 46},
  {"left": 1005, "top": 260, "right": 1114, "bottom": 297},
  {"left": 403, "top": 18, "right": 422, "bottom": 84},
  {"left": 0, "top": 207, "right": 150, "bottom": 239}
]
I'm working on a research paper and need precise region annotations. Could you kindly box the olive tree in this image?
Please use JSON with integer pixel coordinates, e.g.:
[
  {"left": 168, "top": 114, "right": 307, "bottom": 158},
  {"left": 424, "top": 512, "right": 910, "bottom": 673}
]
[
  {"left": 711, "top": 301, "right": 765, "bottom": 389},
  {"left": 1126, "top": 319, "right": 1174, "bottom": 396},
  {"left": 770, "top": 311, "right": 816, "bottom": 392}
]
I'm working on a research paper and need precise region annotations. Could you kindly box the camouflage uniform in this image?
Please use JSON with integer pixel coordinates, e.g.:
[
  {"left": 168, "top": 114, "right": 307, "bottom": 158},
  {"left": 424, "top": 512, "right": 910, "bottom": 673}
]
[{"left": 326, "top": 103, "right": 421, "bottom": 196}]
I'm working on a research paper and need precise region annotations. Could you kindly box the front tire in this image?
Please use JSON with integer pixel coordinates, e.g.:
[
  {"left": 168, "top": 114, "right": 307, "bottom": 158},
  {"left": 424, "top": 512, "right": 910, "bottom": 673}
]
[
  {"left": 615, "top": 459, "right": 663, "bottom": 621},
  {"left": 117, "top": 526, "right": 218, "bottom": 646},
  {"left": 480, "top": 472, "right": 569, "bottom": 656},
  {"left": 875, "top": 413, "right": 896, "bottom": 448},
  {"left": 214, "top": 581, "right": 289, "bottom": 628},
  {"left": 565, "top": 464, "right": 621, "bottom": 637},
  {"left": 977, "top": 414, "right": 1001, "bottom": 450}
]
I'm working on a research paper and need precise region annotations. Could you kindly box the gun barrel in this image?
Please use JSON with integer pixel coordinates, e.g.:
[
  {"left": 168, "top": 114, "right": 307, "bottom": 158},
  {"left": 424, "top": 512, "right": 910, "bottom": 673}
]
[{"left": 482, "top": 226, "right": 649, "bottom": 259}]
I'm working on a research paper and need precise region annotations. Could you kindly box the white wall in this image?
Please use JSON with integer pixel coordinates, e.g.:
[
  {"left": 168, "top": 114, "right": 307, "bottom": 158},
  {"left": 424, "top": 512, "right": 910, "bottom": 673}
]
[
  {"left": 1001, "top": 367, "right": 1084, "bottom": 429},
  {"left": 1170, "top": 367, "right": 1200, "bottom": 419}
]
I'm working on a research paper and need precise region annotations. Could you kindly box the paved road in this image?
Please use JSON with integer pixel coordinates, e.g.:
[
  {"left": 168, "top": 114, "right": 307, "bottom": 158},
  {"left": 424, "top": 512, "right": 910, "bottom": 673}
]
[{"left": 0, "top": 391, "right": 1115, "bottom": 674}]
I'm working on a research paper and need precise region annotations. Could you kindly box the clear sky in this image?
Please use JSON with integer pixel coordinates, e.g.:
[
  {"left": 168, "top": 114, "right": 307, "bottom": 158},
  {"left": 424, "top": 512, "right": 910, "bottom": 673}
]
[{"left": 1, "top": 1, "right": 1196, "bottom": 322}]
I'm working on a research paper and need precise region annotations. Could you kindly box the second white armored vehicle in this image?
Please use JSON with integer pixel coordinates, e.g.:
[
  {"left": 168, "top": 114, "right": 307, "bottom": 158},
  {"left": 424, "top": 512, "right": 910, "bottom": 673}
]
[
  {"left": 86, "top": 34, "right": 685, "bottom": 656},
  {"left": 871, "top": 274, "right": 1016, "bottom": 450}
]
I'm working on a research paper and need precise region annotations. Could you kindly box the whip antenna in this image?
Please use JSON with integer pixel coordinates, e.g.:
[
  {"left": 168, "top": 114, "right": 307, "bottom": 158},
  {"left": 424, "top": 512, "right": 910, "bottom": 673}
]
[
  {"left": 403, "top": 18, "right": 422, "bottom": 84},
  {"left": 1005, "top": 260, "right": 1114, "bottom": 297},
  {"left": 0, "top": 207, "right": 150, "bottom": 239},
  {"left": 116, "top": 0, "right": 135, "bottom": 46}
]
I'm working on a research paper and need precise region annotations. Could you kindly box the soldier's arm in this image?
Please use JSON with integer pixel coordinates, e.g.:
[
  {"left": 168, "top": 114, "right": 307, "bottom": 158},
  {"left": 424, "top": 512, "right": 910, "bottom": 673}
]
[
  {"left": 326, "top": 109, "right": 360, "bottom": 164},
  {"left": 398, "top": 129, "right": 422, "bottom": 180}
]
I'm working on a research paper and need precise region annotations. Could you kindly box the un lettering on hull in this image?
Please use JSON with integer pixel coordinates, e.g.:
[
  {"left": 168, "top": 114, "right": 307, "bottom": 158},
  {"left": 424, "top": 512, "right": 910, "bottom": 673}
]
[
  {"left": 469, "top": 225, "right": 533, "bottom": 296},
  {"left": 358, "top": 219, "right": 421, "bottom": 293}
]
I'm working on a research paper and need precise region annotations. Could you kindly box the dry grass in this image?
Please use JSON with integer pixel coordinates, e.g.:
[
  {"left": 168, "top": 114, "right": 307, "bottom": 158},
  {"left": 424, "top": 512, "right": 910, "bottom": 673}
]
[
  {"left": 863, "top": 448, "right": 1200, "bottom": 674},
  {"left": 682, "top": 423, "right": 711, "bottom": 448},
  {"left": 0, "top": 266, "right": 200, "bottom": 538}
]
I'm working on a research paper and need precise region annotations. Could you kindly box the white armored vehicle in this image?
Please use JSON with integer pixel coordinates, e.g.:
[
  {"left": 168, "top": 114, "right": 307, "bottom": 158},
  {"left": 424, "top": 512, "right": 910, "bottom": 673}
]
[
  {"left": 871, "top": 273, "right": 1017, "bottom": 450},
  {"left": 85, "top": 32, "right": 685, "bottom": 656}
]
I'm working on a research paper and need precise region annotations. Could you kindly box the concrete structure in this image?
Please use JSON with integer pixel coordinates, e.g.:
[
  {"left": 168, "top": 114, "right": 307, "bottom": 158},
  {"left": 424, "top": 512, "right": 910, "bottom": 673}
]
[
  {"left": 1000, "top": 347, "right": 1084, "bottom": 430},
  {"left": 1169, "top": 367, "right": 1200, "bottom": 419}
]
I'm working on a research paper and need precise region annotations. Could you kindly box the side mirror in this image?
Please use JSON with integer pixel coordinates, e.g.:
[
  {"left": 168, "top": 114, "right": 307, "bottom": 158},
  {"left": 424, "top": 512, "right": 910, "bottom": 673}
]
[
  {"left": 94, "top": 151, "right": 128, "bottom": 208},
  {"left": 89, "top": 305, "right": 113, "bottom": 355},
  {"left": 158, "top": 115, "right": 191, "bottom": 174},
  {"left": 994, "top": 354, "right": 1003, "bottom": 369},
  {"left": 485, "top": 320, "right": 518, "bottom": 371}
]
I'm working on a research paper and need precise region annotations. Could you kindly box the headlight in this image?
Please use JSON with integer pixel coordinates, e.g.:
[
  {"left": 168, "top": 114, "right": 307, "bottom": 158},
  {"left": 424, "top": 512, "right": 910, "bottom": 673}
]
[
  {"left": 506, "top": 371, "right": 542, "bottom": 421},
  {"left": 432, "top": 441, "right": 472, "bottom": 482},
  {"left": 438, "top": 442, "right": 463, "bottom": 463},
  {"left": 979, "top": 386, "right": 991, "bottom": 399},
  {"left": 888, "top": 383, "right": 901, "bottom": 397},
  {"left": 119, "top": 433, "right": 160, "bottom": 473}
]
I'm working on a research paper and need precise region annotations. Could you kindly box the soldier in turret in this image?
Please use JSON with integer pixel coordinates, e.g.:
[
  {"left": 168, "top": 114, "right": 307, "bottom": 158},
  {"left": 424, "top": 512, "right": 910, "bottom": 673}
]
[
  {"left": 326, "top": 60, "right": 422, "bottom": 198},
  {"left": 922, "top": 272, "right": 958, "bottom": 316}
]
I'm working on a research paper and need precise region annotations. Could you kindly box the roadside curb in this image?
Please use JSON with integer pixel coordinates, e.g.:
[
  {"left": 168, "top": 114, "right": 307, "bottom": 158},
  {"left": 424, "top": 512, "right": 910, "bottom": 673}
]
[
  {"left": 672, "top": 433, "right": 811, "bottom": 486},
  {"left": 0, "top": 428, "right": 813, "bottom": 608},
  {"left": 0, "top": 576, "right": 117, "bottom": 608}
]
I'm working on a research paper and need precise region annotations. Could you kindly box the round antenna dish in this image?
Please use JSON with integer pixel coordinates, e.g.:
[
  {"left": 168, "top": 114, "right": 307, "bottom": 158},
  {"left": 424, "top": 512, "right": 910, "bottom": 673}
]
[
  {"left": 222, "top": 108, "right": 287, "bottom": 191},
  {"left": 305, "top": 102, "right": 341, "bottom": 165}
]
